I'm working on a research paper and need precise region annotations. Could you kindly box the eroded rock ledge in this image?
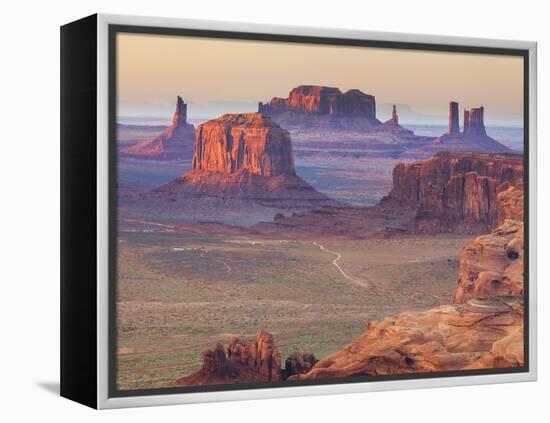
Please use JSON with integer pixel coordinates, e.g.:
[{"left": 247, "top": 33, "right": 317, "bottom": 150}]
[
  {"left": 288, "top": 297, "right": 524, "bottom": 381},
  {"left": 121, "top": 96, "right": 195, "bottom": 160},
  {"left": 453, "top": 187, "right": 524, "bottom": 304}
]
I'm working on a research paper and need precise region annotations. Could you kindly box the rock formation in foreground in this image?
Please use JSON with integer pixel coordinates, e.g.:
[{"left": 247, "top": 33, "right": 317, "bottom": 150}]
[
  {"left": 259, "top": 85, "right": 381, "bottom": 130},
  {"left": 151, "top": 113, "right": 334, "bottom": 210},
  {"left": 175, "top": 298, "right": 523, "bottom": 386},
  {"left": 121, "top": 96, "right": 195, "bottom": 160},
  {"left": 404, "top": 102, "right": 512, "bottom": 159},
  {"left": 453, "top": 186, "right": 524, "bottom": 304},
  {"left": 379, "top": 151, "right": 524, "bottom": 233},
  {"left": 175, "top": 331, "right": 317, "bottom": 386},
  {"left": 288, "top": 296, "right": 523, "bottom": 381}
]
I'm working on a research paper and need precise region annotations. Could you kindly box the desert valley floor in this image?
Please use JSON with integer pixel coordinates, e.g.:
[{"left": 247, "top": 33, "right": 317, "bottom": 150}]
[{"left": 116, "top": 225, "right": 470, "bottom": 390}]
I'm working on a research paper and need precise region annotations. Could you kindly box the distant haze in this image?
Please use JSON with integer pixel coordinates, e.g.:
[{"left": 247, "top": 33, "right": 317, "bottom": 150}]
[{"left": 117, "top": 33, "right": 524, "bottom": 126}]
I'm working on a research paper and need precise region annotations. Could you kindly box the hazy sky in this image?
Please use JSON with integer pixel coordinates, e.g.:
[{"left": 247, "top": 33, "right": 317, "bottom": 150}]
[{"left": 117, "top": 32, "right": 524, "bottom": 122}]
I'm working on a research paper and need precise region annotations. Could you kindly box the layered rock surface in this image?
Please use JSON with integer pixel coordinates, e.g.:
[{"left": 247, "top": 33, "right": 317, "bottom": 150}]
[
  {"left": 288, "top": 297, "right": 524, "bottom": 381},
  {"left": 192, "top": 113, "right": 295, "bottom": 177},
  {"left": 259, "top": 85, "right": 380, "bottom": 130},
  {"left": 453, "top": 186, "right": 524, "bottom": 304},
  {"left": 149, "top": 113, "right": 333, "bottom": 211},
  {"left": 121, "top": 96, "right": 196, "bottom": 160},
  {"left": 379, "top": 151, "right": 524, "bottom": 233}
]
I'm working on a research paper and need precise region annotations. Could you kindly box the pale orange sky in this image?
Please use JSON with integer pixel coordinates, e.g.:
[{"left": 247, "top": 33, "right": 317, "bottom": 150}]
[{"left": 117, "top": 32, "right": 524, "bottom": 119}]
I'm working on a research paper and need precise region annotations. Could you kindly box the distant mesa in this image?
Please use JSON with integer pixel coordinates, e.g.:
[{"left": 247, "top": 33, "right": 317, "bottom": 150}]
[
  {"left": 120, "top": 96, "right": 195, "bottom": 160},
  {"left": 404, "top": 101, "right": 512, "bottom": 159},
  {"left": 149, "top": 113, "right": 334, "bottom": 210},
  {"left": 259, "top": 85, "right": 381, "bottom": 130}
]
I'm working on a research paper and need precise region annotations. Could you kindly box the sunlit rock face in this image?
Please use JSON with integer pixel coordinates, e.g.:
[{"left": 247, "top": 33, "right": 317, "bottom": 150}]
[
  {"left": 150, "top": 113, "right": 334, "bottom": 211},
  {"left": 192, "top": 113, "right": 296, "bottom": 177}
]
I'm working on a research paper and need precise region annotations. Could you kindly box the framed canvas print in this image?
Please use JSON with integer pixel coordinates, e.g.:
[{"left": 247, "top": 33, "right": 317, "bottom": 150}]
[{"left": 60, "top": 14, "right": 537, "bottom": 409}]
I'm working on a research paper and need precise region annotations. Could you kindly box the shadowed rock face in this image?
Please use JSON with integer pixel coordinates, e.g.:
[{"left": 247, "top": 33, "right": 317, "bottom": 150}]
[
  {"left": 121, "top": 96, "right": 196, "bottom": 160},
  {"left": 288, "top": 297, "right": 524, "bottom": 381},
  {"left": 379, "top": 151, "right": 524, "bottom": 233},
  {"left": 259, "top": 85, "right": 380, "bottom": 129},
  {"left": 453, "top": 186, "right": 524, "bottom": 304},
  {"left": 448, "top": 101, "right": 460, "bottom": 134}
]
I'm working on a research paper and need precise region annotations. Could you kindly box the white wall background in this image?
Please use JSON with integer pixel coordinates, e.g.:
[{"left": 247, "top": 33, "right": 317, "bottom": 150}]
[{"left": 1, "top": 0, "right": 547, "bottom": 420}]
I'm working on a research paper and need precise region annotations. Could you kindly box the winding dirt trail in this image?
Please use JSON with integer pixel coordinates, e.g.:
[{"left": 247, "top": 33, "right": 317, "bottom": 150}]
[
  {"left": 199, "top": 249, "right": 232, "bottom": 273},
  {"left": 313, "top": 241, "right": 374, "bottom": 289}
]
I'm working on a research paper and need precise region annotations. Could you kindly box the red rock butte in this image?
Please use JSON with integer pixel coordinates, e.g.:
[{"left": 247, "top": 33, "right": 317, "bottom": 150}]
[
  {"left": 121, "top": 96, "right": 195, "bottom": 160},
  {"left": 153, "top": 113, "right": 334, "bottom": 210},
  {"left": 192, "top": 113, "right": 296, "bottom": 177}
]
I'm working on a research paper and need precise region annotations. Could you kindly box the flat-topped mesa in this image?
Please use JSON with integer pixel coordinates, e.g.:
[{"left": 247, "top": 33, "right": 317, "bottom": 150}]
[
  {"left": 259, "top": 85, "right": 376, "bottom": 118},
  {"left": 192, "top": 113, "right": 296, "bottom": 177},
  {"left": 379, "top": 151, "right": 524, "bottom": 233},
  {"left": 121, "top": 95, "right": 195, "bottom": 160},
  {"left": 463, "top": 106, "right": 487, "bottom": 137},
  {"left": 258, "top": 85, "right": 379, "bottom": 129},
  {"left": 448, "top": 101, "right": 460, "bottom": 134}
]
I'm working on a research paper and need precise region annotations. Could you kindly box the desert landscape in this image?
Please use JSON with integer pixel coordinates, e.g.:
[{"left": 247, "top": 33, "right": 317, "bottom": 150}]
[{"left": 114, "top": 34, "right": 525, "bottom": 392}]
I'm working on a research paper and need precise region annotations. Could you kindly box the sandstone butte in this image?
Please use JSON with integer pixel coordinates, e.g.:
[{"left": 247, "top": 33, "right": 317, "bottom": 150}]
[
  {"left": 258, "top": 85, "right": 381, "bottom": 130},
  {"left": 121, "top": 96, "right": 195, "bottom": 160},
  {"left": 404, "top": 101, "right": 512, "bottom": 159},
  {"left": 153, "top": 113, "right": 334, "bottom": 209},
  {"left": 379, "top": 151, "right": 524, "bottom": 233}
]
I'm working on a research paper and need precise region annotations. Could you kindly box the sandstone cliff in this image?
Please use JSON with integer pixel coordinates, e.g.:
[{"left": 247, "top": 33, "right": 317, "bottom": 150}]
[
  {"left": 149, "top": 113, "right": 334, "bottom": 211},
  {"left": 121, "top": 96, "right": 195, "bottom": 160},
  {"left": 453, "top": 186, "right": 524, "bottom": 304},
  {"left": 379, "top": 151, "right": 524, "bottom": 233},
  {"left": 259, "top": 85, "right": 380, "bottom": 130},
  {"left": 288, "top": 297, "right": 524, "bottom": 381}
]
